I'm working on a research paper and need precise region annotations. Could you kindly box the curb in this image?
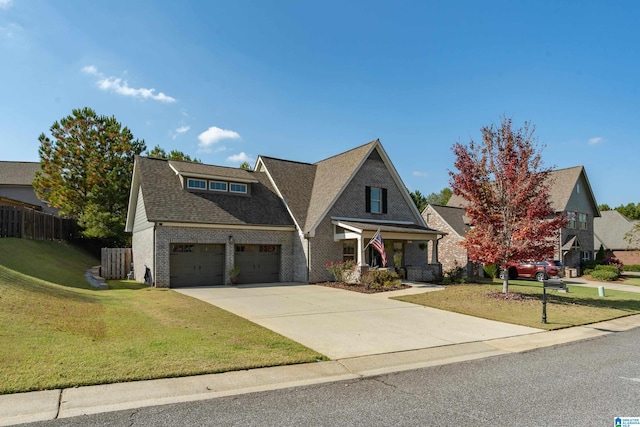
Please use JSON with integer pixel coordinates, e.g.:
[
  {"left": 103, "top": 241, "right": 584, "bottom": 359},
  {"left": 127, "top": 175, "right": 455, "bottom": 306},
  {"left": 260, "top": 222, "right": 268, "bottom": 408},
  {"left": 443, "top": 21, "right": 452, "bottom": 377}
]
[{"left": 2, "top": 314, "right": 639, "bottom": 426}]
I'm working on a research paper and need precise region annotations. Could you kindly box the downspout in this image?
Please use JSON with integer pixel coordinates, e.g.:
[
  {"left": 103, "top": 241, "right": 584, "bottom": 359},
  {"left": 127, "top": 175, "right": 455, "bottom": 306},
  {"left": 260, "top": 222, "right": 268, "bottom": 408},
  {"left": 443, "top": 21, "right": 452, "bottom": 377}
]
[{"left": 305, "top": 229, "right": 315, "bottom": 283}]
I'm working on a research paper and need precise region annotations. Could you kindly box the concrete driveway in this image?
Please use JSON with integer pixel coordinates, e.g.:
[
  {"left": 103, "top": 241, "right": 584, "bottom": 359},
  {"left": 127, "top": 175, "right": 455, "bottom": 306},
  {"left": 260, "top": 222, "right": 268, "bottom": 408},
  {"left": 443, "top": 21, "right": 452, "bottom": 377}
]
[{"left": 176, "top": 283, "right": 540, "bottom": 359}]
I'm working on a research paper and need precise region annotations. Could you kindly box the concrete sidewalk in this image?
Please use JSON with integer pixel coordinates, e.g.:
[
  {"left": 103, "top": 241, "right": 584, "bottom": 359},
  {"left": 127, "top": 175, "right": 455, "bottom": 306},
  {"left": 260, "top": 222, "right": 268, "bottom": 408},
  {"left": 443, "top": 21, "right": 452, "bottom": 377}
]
[
  {"left": 2, "top": 314, "right": 640, "bottom": 426},
  {"left": 564, "top": 276, "right": 640, "bottom": 293}
]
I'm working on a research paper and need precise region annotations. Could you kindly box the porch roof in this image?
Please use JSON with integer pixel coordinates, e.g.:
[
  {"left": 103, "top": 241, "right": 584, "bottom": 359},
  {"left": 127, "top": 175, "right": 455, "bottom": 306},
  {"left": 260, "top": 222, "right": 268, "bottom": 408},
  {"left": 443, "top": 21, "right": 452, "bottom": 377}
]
[{"left": 332, "top": 219, "right": 444, "bottom": 240}]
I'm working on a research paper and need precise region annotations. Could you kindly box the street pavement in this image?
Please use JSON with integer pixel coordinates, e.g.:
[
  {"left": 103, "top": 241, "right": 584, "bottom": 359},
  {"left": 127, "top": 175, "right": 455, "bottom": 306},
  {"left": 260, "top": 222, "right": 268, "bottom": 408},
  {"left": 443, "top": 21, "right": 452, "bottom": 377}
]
[{"left": 1, "top": 280, "right": 640, "bottom": 426}]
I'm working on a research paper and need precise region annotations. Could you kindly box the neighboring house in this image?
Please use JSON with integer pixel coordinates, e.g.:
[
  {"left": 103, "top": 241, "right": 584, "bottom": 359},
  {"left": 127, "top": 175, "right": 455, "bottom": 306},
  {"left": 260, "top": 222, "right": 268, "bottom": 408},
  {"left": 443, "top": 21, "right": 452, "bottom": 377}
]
[
  {"left": 422, "top": 204, "right": 481, "bottom": 277},
  {"left": 594, "top": 210, "right": 640, "bottom": 266},
  {"left": 125, "top": 140, "right": 445, "bottom": 288},
  {"left": 446, "top": 166, "right": 600, "bottom": 274},
  {"left": 0, "top": 161, "right": 57, "bottom": 214}
]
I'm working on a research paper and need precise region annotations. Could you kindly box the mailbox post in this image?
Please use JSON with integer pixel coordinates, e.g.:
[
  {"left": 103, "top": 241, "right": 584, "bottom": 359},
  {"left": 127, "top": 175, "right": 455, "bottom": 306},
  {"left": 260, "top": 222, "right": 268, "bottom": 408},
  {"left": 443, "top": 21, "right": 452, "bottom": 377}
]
[{"left": 542, "top": 279, "right": 566, "bottom": 324}]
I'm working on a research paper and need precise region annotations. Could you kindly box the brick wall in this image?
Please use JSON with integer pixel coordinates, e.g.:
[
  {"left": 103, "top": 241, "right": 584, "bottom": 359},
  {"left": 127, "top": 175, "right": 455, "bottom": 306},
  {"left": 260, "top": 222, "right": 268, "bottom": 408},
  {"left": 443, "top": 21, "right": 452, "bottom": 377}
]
[
  {"left": 613, "top": 250, "right": 640, "bottom": 266},
  {"left": 152, "top": 226, "right": 295, "bottom": 288},
  {"left": 422, "top": 206, "right": 470, "bottom": 276},
  {"left": 307, "top": 153, "right": 428, "bottom": 283}
]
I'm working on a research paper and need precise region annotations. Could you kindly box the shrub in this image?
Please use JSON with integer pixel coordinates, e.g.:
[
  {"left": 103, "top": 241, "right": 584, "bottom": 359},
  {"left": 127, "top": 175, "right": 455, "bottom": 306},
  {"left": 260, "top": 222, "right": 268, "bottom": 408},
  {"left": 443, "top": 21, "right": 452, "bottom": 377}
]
[
  {"left": 603, "top": 256, "right": 624, "bottom": 273},
  {"left": 590, "top": 269, "right": 618, "bottom": 281},
  {"left": 325, "top": 260, "right": 357, "bottom": 282},
  {"left": 581, "top": 260, "right": 597, "bottom": 271},
  {"left": 483, "top": 263, "right": 499, "bottom": 279},
  {"left": 444, "top": 261, "right": 465, "bottom": 284},
  {"left": 623, "top": 264, "right": 640, "bottom": 272},
  {"left": 361, "top": 269, "right": 401, "bottom": 289},
  {"left": 596, "top": 245, "right": 606, "bottom": 262},
  {"left": 583, "top": 268, "right": 594, "bottom": 276},
  {"left": 594, "top": 264, "right": 619, "bottom": 274}
]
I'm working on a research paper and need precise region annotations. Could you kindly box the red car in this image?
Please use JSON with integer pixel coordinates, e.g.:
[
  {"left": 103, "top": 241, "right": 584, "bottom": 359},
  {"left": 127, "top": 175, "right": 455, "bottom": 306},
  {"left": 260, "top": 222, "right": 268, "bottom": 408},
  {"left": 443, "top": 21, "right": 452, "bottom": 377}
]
[{"left": 499, "top": 260, "right": 565, "bottom": 282}]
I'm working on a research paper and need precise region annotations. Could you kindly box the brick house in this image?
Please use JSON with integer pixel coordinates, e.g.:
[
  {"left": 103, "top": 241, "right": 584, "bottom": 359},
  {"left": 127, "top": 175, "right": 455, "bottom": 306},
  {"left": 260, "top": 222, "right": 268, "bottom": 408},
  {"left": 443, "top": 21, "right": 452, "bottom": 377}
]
[
  {"left": 422, "top": 204, "right": 481, "bottom": 277},
  {"left": 125, "top": 140, "right": 445, "bottom": 288},
  {"left": 444, "top": 166, "right": 600, "bottom": 275},
  {"left": 594, "top": 210, "right": 640, "bottom": 266}
]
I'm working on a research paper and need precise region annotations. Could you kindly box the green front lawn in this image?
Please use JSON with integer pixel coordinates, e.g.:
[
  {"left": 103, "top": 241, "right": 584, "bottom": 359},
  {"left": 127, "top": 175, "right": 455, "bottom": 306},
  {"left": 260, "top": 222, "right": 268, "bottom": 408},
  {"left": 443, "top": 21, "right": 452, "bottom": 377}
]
[
  {"left": 394, "top": 280, "right": 640, "bottom": 330},
  {"left": 623, "top": 277, "right": 640, "bottom": 287},
  {"left": 0, "top": 239, "right": 324, "bottom": 394}
]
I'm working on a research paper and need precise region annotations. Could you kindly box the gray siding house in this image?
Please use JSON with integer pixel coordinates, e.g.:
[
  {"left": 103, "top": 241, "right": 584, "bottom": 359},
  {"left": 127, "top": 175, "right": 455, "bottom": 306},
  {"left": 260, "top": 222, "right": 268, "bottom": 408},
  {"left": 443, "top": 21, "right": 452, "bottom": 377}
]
[
  {"left": 0, "top": 161, "right": 57, "bottom": 214},
  {"left": 445, "top": 166, "right": 600, "bottom": 274},
  {"left": 125, "top": 140, "right": 445, "bottom": 288}
]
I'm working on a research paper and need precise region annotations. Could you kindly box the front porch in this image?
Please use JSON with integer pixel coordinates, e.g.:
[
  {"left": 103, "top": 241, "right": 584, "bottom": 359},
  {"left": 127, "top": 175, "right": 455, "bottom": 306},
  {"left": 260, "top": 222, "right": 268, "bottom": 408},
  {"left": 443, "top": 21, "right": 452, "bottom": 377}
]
[{"left": 332, "top": 219, "right": 444, "bottom": 282}]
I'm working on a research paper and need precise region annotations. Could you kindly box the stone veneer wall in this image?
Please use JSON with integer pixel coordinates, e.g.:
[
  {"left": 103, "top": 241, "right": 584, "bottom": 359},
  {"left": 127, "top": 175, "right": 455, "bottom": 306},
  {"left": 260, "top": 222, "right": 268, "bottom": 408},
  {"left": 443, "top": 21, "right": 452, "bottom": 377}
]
[{"left": 153, "top": 226, "right": 295, "bottom": 288}]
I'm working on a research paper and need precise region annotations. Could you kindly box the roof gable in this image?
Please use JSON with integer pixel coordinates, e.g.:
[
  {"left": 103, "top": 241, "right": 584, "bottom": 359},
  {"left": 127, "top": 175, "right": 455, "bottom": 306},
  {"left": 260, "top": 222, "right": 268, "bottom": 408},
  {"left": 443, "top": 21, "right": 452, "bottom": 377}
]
[
  {"left": 594, "top": 210, "right": 638, "bottom": 250},
  {"left": 448, "top": 165, "right": 600, "bottom": 216},
  {"left": 0, "top": 161, "right": 41, "bottom": 186},
  {"left": 426, "top": 204, "right": 469, "bottom": 237}
]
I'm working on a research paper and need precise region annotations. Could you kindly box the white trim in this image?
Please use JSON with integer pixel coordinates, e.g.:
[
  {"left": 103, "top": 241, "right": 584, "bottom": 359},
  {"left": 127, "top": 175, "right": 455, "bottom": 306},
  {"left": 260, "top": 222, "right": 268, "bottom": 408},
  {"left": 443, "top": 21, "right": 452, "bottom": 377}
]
[
  {"left": 331, "top": 216, "right": 415, "bottom": 225},
  {"left": 209, "top": 180, "right": 228, "bottom": 192},
  {"left": 179, "top": 171, "right": 258, "bottom": 184},
  {"left": 186, "top": 178, "right": 207, "bottom": 190},
  {"left": 124, "top": 157, "right": 141, "bottom": 232},
  {"left": 168, "top": 163, "right": 181, "bottom": 176},
  {"left": 229, "top": 182, "right": 248, "bottom": 193},
  {"left": 155, "top": 222, "right": 296, "bottom": 231}
]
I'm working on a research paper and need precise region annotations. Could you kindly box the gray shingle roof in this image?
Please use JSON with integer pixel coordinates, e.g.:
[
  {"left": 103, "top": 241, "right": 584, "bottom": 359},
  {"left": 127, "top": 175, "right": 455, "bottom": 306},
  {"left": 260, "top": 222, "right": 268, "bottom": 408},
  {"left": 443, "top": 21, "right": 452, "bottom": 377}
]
[
  {"left": 447, "top": 166, "right": 594, "bottom": 213},
  {"left": 258, "top": 157, "right": 316, "bottom": 230},
  {"left": 428, "top": 204, "right": 469, "bottom": 236},
  {"left": 137, "top": 157, "right": 294, "bottom": 226},
  {"left": 336, "top": 220, "right": 439, "bottom": 235},
  {"left": 259, "top": 140, "right": 378, "bottom": 233},
  {"left": 0, "top": 161, "right": 40, "bottom": 186},
  {"left": 594, "top": 210, "right": 639, "bottom": 250}
]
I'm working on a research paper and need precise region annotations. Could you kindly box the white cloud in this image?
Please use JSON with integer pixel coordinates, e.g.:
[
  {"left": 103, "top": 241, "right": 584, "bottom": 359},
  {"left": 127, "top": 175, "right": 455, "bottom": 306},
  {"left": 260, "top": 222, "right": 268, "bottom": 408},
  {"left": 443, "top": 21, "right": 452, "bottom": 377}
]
[
  {"left": 171, "top": 125, "right": 190, "bottom": 140},
  {"left": 0, "top": 0, "right": 13, "bottom": 9},
  {"left": 81, "top": 65, "right": 176, "bottom": 103},
  {"left": 226, "top": 152, "right": 253, "bottom": 164},
  {"left": 0, "top": 22, "right": 21, "bottom": 38},
  {"left": 197, "top": 126, "right": 241, "bottom": 150},
  {"left": 413, "top": 171, "right": 429, "bottom": 177},
  {"left": 588, "top": 137, "right": 605, "bottom": 145}
]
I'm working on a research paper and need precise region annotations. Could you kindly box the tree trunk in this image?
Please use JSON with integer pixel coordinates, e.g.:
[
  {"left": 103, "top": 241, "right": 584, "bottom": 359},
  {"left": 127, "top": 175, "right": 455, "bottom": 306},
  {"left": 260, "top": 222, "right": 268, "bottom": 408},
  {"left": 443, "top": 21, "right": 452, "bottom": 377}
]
[{"left": 502, "top": 277, "right": 509, "bottom": 293}]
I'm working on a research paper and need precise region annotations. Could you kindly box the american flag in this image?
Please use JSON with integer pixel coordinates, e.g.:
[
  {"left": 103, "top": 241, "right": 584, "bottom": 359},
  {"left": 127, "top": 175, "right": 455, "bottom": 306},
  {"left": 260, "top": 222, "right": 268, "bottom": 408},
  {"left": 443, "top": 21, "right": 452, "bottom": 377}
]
[{"left": 369, "top": 229, "right": 387, "bottom": 267}]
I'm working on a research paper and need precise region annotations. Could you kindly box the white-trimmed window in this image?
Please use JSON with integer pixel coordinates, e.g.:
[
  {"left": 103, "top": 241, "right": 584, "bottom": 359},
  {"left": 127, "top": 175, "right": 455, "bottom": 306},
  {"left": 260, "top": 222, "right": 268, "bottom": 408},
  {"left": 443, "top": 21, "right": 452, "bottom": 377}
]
[
  {"left": 578, "top": 213, "right": 587, "bottom": 230},
  {"left": 343, "top": 240, "right": 355, "bottom": 262},
  {"left": 568, "top": 212, "right": 577, "bottom": 229},
  {"left": 230, "top": 183, "right": 248, "bottom": 193},
  {"left": 370, "top": 187, "right": 382, "bottom": 214},
  {"left": 209, "top": 181, "right": 228, "bottom": 192},
  {"left": 187, "top": 178, "right": 207, "bottom": 190}
]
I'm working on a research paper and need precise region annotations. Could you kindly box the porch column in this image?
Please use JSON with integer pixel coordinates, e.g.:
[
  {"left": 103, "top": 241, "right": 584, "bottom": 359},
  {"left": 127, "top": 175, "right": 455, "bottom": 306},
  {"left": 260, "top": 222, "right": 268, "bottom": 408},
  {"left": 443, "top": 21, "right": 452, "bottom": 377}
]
[
  {"left": 431, "top": 238, "right": 438, "bottom": 264},
  {"left": 357, "top": 235, "right": 364, "bottom": 266}
]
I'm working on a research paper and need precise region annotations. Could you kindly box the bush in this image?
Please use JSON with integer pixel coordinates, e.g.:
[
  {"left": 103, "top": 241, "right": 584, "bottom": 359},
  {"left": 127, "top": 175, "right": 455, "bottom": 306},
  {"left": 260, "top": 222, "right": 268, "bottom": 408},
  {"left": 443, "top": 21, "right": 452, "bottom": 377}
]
[
  {"left": 581, "top": 260, "right": 597, "bottom": 271},
  {"left": 361, "top": 269, "right": 401, "bottom": 289},
  {"left": 594, "top": 264, "right": 619, "bottom": 274},
  {"left": 589, "top": 269, "right": 618, "bottom": 281},
  {"left": 583, "top": 268, "right": 594, "bottom": 276},
  {"left": 483, "top": 263, "right": 499, "bottom": 279},
  {"left": 325, "top": 260, "right": 357, "bottom": 282},
  {"left": 444, "top": 261, "right": 465, "bottom": 284},
  {"left": 623, "top": 264, "right": 640, "bottom": 272}
]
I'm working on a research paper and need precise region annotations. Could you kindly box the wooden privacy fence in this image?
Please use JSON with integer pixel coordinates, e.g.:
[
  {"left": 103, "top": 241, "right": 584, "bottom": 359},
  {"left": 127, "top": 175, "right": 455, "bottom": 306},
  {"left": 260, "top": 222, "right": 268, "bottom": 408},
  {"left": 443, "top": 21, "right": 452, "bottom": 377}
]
[
  {"left": 101, "top": 247, "right": 133, "bottom": 279},
  {"left": 0, "top": 205, "right": 78, "bottom": 240}
]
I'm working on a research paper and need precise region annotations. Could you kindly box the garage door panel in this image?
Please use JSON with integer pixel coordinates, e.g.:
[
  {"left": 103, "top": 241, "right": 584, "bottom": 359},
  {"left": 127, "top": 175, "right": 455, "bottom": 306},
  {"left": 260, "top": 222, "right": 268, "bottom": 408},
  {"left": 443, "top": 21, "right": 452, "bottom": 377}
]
[
  {"left": 170, "top": 244, "right": 224, "bottom": 287},
  {"left": 235, "top": 245, "right": 280, "bottom": 284}
]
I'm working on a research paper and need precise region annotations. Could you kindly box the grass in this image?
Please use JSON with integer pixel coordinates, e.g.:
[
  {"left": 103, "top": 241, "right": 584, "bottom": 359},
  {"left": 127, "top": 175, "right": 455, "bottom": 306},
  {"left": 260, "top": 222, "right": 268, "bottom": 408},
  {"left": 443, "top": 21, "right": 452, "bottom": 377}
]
[
  {"left": 623, "top": 277, "right": 640, "bottom": 287},
  {"left": 394, "top": 279, "right": 640, "bottom": 331},
  {"left": 0, "top": 238, "right": 324, "bottom": 394}
]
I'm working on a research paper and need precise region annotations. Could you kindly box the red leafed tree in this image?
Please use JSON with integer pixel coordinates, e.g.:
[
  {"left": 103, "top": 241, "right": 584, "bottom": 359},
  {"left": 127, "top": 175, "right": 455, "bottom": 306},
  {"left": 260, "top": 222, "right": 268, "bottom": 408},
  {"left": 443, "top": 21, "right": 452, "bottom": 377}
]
[{"left": 449, "top": 117, "right": 567, "bottom": 293}]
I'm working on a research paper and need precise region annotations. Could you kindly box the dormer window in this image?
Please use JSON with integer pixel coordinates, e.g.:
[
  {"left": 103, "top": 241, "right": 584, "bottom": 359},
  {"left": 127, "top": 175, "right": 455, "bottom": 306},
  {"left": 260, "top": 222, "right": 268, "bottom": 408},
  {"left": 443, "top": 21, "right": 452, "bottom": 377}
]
[
  {"left": 230, "top": 183, "right": 248, "bottom": 194},
  {"left": 187, "top": 178, "right": 207, "bottom": 190},
  {"left": 209, "top": 181, "right": 228, "bottom": 192}
]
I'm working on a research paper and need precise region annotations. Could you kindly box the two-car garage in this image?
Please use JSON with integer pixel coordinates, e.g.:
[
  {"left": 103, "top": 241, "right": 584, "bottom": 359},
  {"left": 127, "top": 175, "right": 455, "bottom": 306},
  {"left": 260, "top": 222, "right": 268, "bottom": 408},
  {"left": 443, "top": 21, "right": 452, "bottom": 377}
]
[{"left": 169, "top": 243, "right": 280, "bottom": 287}]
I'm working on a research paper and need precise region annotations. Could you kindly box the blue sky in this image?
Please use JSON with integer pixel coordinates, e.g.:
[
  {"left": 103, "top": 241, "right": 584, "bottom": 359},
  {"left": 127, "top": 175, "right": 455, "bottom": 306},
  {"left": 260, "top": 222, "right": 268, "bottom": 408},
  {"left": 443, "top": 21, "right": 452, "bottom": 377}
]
[{"left": 1, "top": 0, "right": 638, "bottom": 206}]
